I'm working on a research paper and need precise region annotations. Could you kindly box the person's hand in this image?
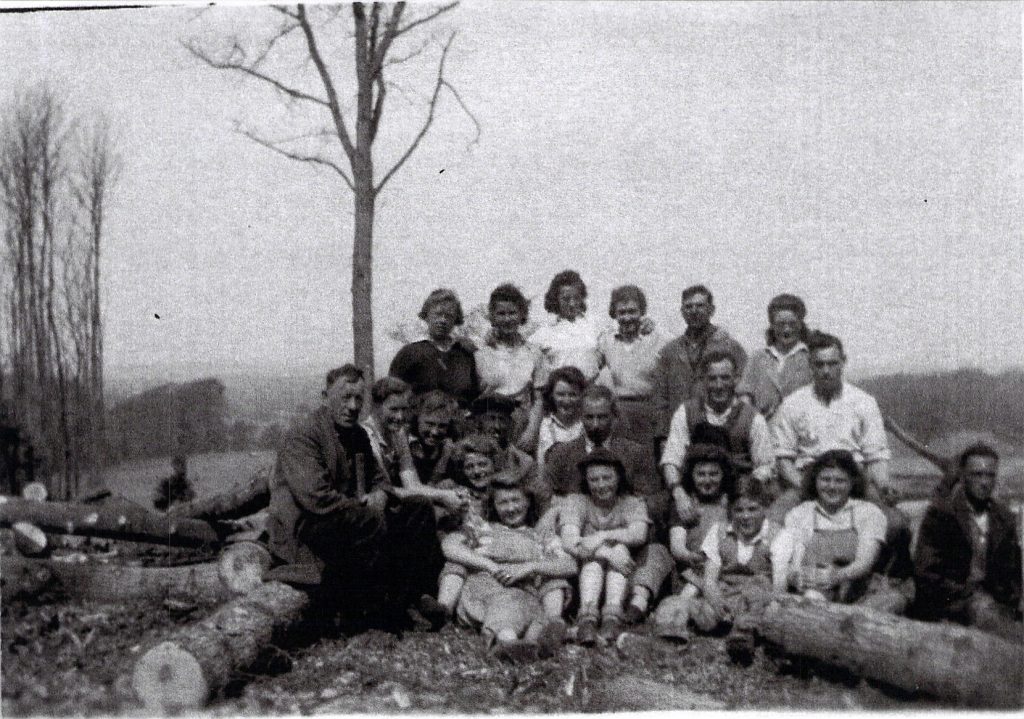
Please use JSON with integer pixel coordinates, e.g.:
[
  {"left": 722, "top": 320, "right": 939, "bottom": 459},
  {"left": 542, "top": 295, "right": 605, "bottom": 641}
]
[
  {"left": 603, "top": 545, "right": 636, "bottom": 576},
  {"left": 494, "top": 563, "right": 534, "bottom": 586},
  {"left": 672, "top": 488, "right": 699, "bottom": 527},
  {"left": 362, "top": 488, "right": 389, "bottom": 518},
  {"left": 578, "top": 534, "right": 606, "bottom": 557},
  {"left": 439, "top": 489, "right": 469, "bottom": 513},
  {"left": 638, "top": 317, "right": 655, "bottom": 336}
]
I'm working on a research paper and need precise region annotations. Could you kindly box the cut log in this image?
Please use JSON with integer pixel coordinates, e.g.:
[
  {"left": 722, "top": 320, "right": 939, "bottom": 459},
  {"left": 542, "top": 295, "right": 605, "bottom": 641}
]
[
  {"left": 217, "top": 541, "right": 272, "bottom": 595},
  {"left": 0, "top": 556, "right": 55, "bottom": 602},
  {"left": 167, "top": 468, "right": 271, "bottom": 522},
  {"left": 21, "top": 482, "right": 48, "bottom": 502},
  {"left": 130, "top": 580, "right": 310, "bottom": 713},
  {"left": 12, "top": 522, "right": 48, "bottom": 557},
  {"left": 0, "top": 496, "right": 219, "bottom": 547},
  {"left": 757, "top": 597, "right": 1024, "bottom": 707}
]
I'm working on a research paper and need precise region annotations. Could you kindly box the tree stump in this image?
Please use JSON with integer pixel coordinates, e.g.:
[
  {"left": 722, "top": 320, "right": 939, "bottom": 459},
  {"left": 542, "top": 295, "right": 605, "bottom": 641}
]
[
  {"left": 129, "top": 580, "right": 310, "bottom": 713},
  {"left": 758, "top": 597, "right": 1024, "bottom": 707}
]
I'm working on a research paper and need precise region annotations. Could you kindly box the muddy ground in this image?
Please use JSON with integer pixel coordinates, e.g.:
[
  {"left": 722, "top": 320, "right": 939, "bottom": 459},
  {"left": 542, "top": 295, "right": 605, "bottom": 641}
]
[{"left": 2, "top": 588, "right": 948, "bottom": 716}]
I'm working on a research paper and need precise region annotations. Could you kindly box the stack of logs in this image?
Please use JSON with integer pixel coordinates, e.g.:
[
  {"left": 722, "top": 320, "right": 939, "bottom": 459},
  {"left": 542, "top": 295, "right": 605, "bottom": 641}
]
[{"left": 1, "top": 467, "right": 1021, "bottom": 712}]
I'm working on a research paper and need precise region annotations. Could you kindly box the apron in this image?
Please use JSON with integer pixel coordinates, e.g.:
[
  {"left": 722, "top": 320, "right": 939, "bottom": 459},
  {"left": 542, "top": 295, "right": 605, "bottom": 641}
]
[{"left": 800, "top": 505, "right": 864, "bottom": 603}]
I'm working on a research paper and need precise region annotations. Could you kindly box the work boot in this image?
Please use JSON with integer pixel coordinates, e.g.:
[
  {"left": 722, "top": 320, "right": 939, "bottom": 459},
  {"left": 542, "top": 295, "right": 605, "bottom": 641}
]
[
  {"left": 599, "top": 615, "right": 623, "bottom": 641},
  {"left": 576, "top": 616, "right": 598, "bottom": 647},
  {"left": 535, "top": 618, "right": 567, "bottom": 658},
  {"left": 623, "top": 604, "right": 646, "bottom": 626},
  {"left": 725, "top": 627, "right": 756, "bottom": 665}
]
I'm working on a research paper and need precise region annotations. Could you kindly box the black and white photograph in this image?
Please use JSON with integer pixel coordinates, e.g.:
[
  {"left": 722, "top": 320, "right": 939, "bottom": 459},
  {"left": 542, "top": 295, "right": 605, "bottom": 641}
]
[{"left": 0, "top": 0, "right": 1022, "bottom": 713}]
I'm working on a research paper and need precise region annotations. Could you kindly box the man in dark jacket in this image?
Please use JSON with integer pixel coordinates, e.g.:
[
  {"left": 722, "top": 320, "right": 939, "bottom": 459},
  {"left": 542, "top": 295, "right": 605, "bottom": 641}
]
[
  {"left": 913, "top": 443, "right": 1022, "bottom": 640},
  {"left": 267, "top": 363, "right": 444, "bottom": 632}
]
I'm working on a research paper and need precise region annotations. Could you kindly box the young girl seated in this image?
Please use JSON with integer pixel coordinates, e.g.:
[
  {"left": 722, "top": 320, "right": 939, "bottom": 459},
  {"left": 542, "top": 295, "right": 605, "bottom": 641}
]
[
  {"left": 559, "top": 448, "right": 655, "bottom": 644},
  {"left": 439, "top": 476, "right": 576, "bottom": 661},
  {"left": 518, "top": 365, "right": 586, "bottom": 478},
  {"left": 688, "top": 477, "right": 795, "bottom": 662},
  {"left": 654, "top": 444, "right": 734, "bottom": 641}
]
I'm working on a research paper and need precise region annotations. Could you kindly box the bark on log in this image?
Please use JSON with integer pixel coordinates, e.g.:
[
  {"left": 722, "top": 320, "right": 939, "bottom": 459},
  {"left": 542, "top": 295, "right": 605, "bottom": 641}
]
[
  {"left": 0, "top": 496, "right": 219, "bottom": 547},
  {"left": 130, "top": 580, "right": 310, "bottom": 713},
  {"left": 758, "top": 597, "right": 1024, "bottom": 707},
  {"left": 167, "top": 468, "right": 271, "bottom": 522}
]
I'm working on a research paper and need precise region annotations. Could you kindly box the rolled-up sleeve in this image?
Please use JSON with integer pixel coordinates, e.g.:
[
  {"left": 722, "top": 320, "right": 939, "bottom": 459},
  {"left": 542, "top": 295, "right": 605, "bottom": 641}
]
[
  {"left": 771, "top": 402, "right": 799, "bottom": 461},
  {"left": 749, "top": 412, "right": 774, "bottom": 480}
]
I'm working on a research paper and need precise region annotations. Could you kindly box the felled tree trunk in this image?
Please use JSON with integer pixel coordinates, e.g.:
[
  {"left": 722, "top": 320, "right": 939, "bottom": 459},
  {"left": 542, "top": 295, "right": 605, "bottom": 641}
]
[
  {"left": 167, "top": 468, "right": 270, "bottom": 522},
  {"left": 130, "top": 580, "right": 310, "bottom": 713},
  {"left": 0, "top": 496, "right": 219, "bottom": 547},
  {"left": 758, "top": 597, "right": 1024, "bottom": 707}
]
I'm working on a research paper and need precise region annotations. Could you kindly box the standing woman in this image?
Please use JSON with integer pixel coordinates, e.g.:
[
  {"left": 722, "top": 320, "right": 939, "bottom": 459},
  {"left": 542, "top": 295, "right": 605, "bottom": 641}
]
[
  {"left": 390, "top": 288, "right": 480, "bottom": 408},
  {"left": 736, "top": 293, "right": 811, "bottom": 421},
  {"left": 596, "top": 285, "right": 666, "bottom": 446},
  {"left": 529, "top": 271, "right": 605, "bottom": 385}
]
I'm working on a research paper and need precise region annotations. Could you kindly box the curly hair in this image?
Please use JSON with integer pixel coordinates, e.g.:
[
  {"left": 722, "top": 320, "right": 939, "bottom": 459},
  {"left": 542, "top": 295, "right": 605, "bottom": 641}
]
[
  {"left": 485, "top": 473, "right": 541, "bottom": 527},
  {"left": 608, "top": 284, "right": 647, "bottom": 319},
  {"left": 543, "top": 270, "right": 587, "bottom": 315},
  {"left": 680, "top": 443, "right": 735, "bottom": 501},
  {"left": 371, "top": 376, "right": 411, "bottom": 405},
  {"left": 576, "top": 448, "right": 628, "bottom": 497},
  {"left": 413, "top": 390, "right": 460, "bottom": 439},
  {"left": 801, "top": 449, "right": 866, "bottom": 502},
  {"left": 764, "top": 293, "right": 810, "bottom": 346},
  {"left": 418, "top": 288, "right": 465, "bottom": 326},
  {"left": 807, "top": 330, "right": 845, "bottom": 359},
  {"left": 488, "top": 283, "right": 530, "bottom": 324},
  {"left": 453, "top": 433, "right": 506, "bottom": 482},
  {"left": 541, "top": 365, "right": 588, "bottom": 414},
  {"left": 324, "top": 363, "right": 364, "bottom": 390},
  {"left": 729, "top": 474, "right": 772, "bottom": 509}
]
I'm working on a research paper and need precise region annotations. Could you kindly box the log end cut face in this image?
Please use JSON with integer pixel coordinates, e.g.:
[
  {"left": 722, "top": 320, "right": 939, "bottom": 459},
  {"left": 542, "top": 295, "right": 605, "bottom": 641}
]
[{"left": 132, "top": 641, "right": 209, "bottom": 714}]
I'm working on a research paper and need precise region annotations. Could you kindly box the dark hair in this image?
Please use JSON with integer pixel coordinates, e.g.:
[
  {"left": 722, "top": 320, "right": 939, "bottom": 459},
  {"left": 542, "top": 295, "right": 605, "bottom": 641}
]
[
  {"left": 807, "top": 331, "right": 845, "bottom": 359},
  {"left": 608, "top": 284, "right": 647, "bottom": 318},
  {"left": 802, "top": 449, "right": 866, "bottom": 502},
  {"left": 543, "top": 270, "right": 587, "bottom": 316},
  {"left": 765, "top": 293, "right": 810, "bottom": 346},
  {"left": 958, "top": 442, "right": 1000, "bottom": 470},
  {"left": 414, "top": 389, "right": 459, "bottom": 427},
  {"left": 577, "top": 448, "right": 628, "bottom": 497},
  {"left": 542, "top": 365, "right": 587, "bottom": 414},
  {"left": 486, "top": 473, "right": 541, "bottom": 527},
  {"left": 700, "top": 349, "right": 738, "bottom": 375},
  {"left": 453, "top": 433, "right": 505, "bottom": 485},
  {"left": 469, "top": 393, "right": 518, "bottom": 418},
  {"left": 580, "top": 384, "right": 618, "bottom": 415},
  {"left": 729, "top": 474, "right": 772, "bottom": 509},
  {"left": 488, "top": 283, "right": 530, "bottom": 323},
  {"left": 371, "top": 376, "right": 411, "bottom": 405},
  {"left": 418, "top": 288, "right": 464, "bottom": 325},
  {"left": 325, "top": 363, "right": 364, "bottom": 389},
  {"left": 681, "top": 284, "right": 714, "bottom": 305},
  {"left": 681, "top": 443, "right": 735, "bottom": 500}
]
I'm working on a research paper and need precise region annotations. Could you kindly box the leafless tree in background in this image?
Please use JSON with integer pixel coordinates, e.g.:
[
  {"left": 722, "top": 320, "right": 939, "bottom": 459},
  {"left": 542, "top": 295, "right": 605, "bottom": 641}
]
[
  {"left": 0, "top": 86, "right": 119, "bottom": 499},
  {"left": 186, "top": 2, "right": 479, "bottom": 375}
]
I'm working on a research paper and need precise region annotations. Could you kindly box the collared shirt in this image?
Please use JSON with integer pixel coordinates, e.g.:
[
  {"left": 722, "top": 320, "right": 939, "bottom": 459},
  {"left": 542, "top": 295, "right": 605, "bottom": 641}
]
[
  {"left": 530, "top": 314, "right": 605, "bottom": 383},
  {"left": 783, "top": 498, "right": 887, "bottom": 549},
  {"left": 702, "top": 520, "right": 796, "bottom": 567},
  {"left": 659, "top": 398, "right": 773, "bottom": 480},
  {"left": 596, "top": 328, "right": 667, "bottom": 398},
  {"left": 767, "top": 341, "right": 808, "bottom": 367},
  {"left": 771, "top": 382, "right": 891, "bottom": 469},
  {"left": 737, "top": 343, "right": 812, "bottom": 420},
  {"left": 475, "top": 338, "right": 543, "bottom": 398}
]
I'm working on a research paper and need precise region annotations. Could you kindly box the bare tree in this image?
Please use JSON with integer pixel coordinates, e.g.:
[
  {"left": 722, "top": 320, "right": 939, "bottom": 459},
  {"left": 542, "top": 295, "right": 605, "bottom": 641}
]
[{"left": 186, "top": 2, "right": 478, "bottom": 374}]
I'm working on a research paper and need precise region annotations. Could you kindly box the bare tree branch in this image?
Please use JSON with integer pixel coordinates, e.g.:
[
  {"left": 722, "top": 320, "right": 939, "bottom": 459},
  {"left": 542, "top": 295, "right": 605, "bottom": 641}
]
[
  {"left": 296, "top": 4, "right": 357, "bottom": 161},
  {"left": 371, "top": 3, "right": 406, "bottom": 76},
  {"left": 237, "top": 125, "right": 354, "bottom": 191},
  {"left": 395, "top": 2, "right": 457, "bottom": 39},
  {"left": 182, "top": 39, "right": 330, "bottom": 108},
  {"left": 382, "top": 35, "right": 431, "bottom": 69},
  {"left": 370, "top": 74, "right": 386, "bottom": 142},
  {"left": 440, "top": 77, "right": 481, "bottom": 150}
]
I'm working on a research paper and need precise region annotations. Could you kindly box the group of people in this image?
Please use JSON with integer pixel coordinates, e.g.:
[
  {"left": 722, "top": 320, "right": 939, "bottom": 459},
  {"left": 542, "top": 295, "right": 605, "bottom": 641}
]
[{"left": 265, "top": 271, "right": 1023, "bottom": 661}]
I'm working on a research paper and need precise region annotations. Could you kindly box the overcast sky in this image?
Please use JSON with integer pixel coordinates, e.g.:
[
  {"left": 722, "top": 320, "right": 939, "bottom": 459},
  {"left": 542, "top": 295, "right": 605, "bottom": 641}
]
[{"left": 2, "top": 1, "right": 1022, "bottom": 382}]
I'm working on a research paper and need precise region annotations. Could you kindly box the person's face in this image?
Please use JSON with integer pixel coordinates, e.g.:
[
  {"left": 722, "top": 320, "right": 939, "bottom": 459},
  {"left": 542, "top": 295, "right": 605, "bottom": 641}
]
[
  {"left": 581, "top": 397, "right": 614, "bottom": 445},
  {"left": 417, "top": 411, "right": 449, "bottom": 447},
  {"left": 730, "top": 497, "right": 766, "bottom": 540},
  {"left": 692, "top": 461, "right": 725, "bottom": 500},
  {"left": 463, "top": 451, "right": 495, "bottom": 490},
  {"left": 326, "top": 378, "right": 365, "bottom": 428},
  {"left": 585, "top": 464, "right": 619, "bottom": 504},
  {"left": 963, "top": 454, "right": 999, "bottom": 504},
  {"left": 770, "top": 309, "right": 803, "bottom": 351},
  {"left": 489, "top": 300, "right": 523, "bottom": 337},
  {"left": 493, "top": 487, "right": 530, "bottom": 528},
  {"left": 477, "top": 411, "right": 512, "bottom": 447},
  {"left": 681, "top": 292, "right": 714, "bottom": 330},
  {"left": 704, "top": 359, "right": 737, "bottom": 410},
  {"left": 378, "top": 392, "right": 412, "bottom": 434},
  {"left": 552, "top": 380, "right": 582, "bottom": 419},
  {"left": 613, "top": 298, "right": 643, "bottom": 337},
  {"left": 556, "top": 284, "right": 585, "bottom": 321},
  {"left": 425, "top": 300, "right": 458, "bottom": 342},
  {"left": 815, "top": 466, "right": 855, "bottom": 513},
  {"left": 810, "top": 346, "right": 845, "bottom": 395}
]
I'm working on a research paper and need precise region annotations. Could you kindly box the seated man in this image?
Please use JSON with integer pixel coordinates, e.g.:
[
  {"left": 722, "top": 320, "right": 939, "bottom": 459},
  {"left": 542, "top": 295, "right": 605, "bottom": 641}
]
[
  {"left": 408, "top": 390, "right": 461, "bottom": 484},
  {"left": 913, "top": 443, "right": 1022, "bottom": 641},
  {"left": 470, "top": 393, "right": 537, "bottom": 483},
  {"left": 362, "top": 375, "right": 415, "bottom": 484},
  {"left": 267, "top": 363, "right": 444, "bottom": 632}
]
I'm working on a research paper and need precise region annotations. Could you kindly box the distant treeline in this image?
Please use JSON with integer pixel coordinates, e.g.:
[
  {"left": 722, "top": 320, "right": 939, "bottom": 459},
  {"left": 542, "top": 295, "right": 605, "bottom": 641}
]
[{"left": 861, "top": 368, "right": 1024, "bottom": 448}]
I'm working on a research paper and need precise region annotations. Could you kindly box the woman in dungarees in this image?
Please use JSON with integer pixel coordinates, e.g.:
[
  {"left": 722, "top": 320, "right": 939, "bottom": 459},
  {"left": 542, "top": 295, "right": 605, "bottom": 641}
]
[{"left": 784, "top": 450, "right": 907, "bottom": 613}]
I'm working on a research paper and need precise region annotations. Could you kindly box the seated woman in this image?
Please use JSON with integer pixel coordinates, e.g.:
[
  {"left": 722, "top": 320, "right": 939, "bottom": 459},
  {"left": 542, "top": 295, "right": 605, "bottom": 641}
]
[
  {"left": 653, "top": 444, "right": 735, "bottom": 640},
  {"left": 435, "top": 433, "right": 507, "bottom": 530},
  {"left": 560, "top": 448, "right": 662, "bottom": 644},
  {"left": 439, "top": 475, "right": 576, "bottom": 661},
  {"left": 518, "top": 365, "right": 586, "bottom": 476},
  {"left": 595, "top": 284, "right": 666, "bottom": 446},
  {"left": 785, "top": 450, "right": 908, "bottom": 614},
  {"left": 688, "top": 477, "right": 795, "bottom": 662},
  {"left": 389, "top": 288, "right": 479, "bottom": 408}
]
